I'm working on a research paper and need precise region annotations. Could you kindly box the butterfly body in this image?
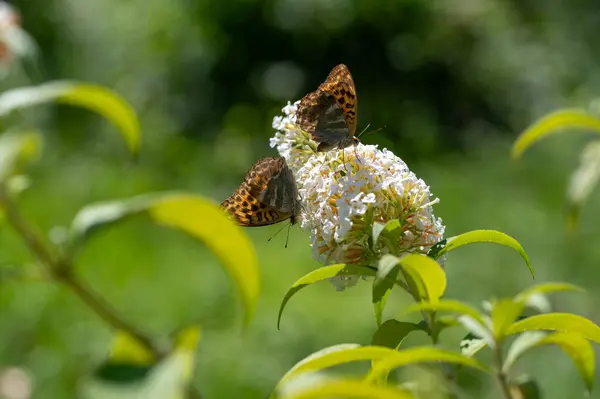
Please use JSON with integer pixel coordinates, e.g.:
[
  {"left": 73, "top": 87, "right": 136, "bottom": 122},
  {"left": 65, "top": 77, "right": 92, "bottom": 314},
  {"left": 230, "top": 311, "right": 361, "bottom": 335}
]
[
  {"left": 296, "top": 64, "right": 359, "bottom": 151},
  {"left": 221, "top": 156, "right": 301, "bottom": 227}
]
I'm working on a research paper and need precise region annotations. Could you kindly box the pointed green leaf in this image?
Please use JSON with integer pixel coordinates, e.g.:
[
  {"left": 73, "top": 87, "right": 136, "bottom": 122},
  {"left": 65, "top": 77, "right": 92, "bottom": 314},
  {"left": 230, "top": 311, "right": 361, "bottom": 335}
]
[
  {"left": 404, "top": 300, "right": 487, "bottom": 327},
  {"left": 108, "top": 331, "right": 157, "bottom": 366},
  {"left": 279, "top": 378, "right": 415, "bottom": 399},
  {"left": 0, "top": 130, "right": 42, "bottom": 183},
  {"left": 0, "top": 82, "right": 140, "bottom": 155},
  {"left": 434, "top": 230, "right": 534, "bottom": 278},
  {"left": 277, "top": 344, "right": 397, "bottom": 387},
  {"left": 504, "top": 332, "right": 594, "bottom": 393},
  {"left": 372, "top": 219, "right": 403, "bottom": 251},
  {"left": 150, "top": 194, "right": 259, "bottom": 325},
  {"left": 397, "top": 254, "right": 446, "bottom": 302},
  {"left": 373, "top": 255, "right": 401, "bottom": 326},
  {"left": 70, "top": 193, "right": 259, "bottom": 325},
  {"left": 371, "top": 320, "right": 424, "bottom": 350},
  {"left": 503, "top": 332, "right": 547, "bottom": 372},
  {"left": 460, "top": 332, "right": 488, "bottom": 357},
  {"left": 278, "top": 265, "right": 378, "bottom": 329},
  {"left": 365, "top": 347, "right": 490, "bottom": 383},
  {"left": 506, "top": 313, "right": 600, "bottom": 344},
  {"left": 491, "top": 299, "right": 525, "bottom": 341},
  {"left": 515, "top": 283, "right": 584, "bottom": 304},
  {"left": 511, "top": 108, "right": 600, "bottom": 159},
  {"left": 566, "top": 140, "right": 600, "bottom": 229}
]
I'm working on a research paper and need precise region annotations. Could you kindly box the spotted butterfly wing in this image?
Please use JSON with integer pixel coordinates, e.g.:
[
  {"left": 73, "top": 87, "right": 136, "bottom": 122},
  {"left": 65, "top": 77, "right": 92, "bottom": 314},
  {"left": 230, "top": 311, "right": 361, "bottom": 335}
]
[
  {"left": 296, "top": 64, "right": 359, "bottom": 152},
  {"left": 221, "top": 156, "right": 301, "bottom": 227}
]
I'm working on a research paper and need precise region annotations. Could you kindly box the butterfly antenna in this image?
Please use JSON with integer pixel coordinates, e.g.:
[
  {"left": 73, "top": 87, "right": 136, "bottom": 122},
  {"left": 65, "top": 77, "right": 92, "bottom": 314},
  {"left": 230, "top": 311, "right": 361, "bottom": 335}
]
[
  {"left": 268, "top": 224, "right": 288, "bottom": 242},
  {"left": 284, "top": 222, "right": 292, "bottom": 248},
  {"left": 357, "top": 124, "right": 371, "bottom": 138}
]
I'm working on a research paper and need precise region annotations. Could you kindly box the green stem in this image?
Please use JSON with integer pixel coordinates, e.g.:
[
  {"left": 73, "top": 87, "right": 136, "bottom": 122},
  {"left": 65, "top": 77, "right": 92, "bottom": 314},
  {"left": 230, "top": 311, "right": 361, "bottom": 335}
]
[
  {"left": 0, "top": 187, "right": 164, "bottom": 359},
  {"left": 494, "top": 343, "right": 514, "bottom": 399}
]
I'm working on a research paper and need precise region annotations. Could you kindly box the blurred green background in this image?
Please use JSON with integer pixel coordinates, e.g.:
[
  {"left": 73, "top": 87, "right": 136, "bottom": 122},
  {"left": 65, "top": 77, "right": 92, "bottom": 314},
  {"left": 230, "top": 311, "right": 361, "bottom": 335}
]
[{"left": 2, "top": 0, "right": 600, "bottom": 398}]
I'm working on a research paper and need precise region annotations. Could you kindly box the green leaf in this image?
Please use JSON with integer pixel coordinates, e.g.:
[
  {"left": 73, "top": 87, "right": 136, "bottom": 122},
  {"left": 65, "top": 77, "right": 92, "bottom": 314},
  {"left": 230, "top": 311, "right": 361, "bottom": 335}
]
[
  {"left": 404, "top": 300, "right": 487, "bottom": 327},
  {"left": 277, "top": 344, "right": 398, "bottom": 387},
  {"left": 510, "top": 376, "right": 542, "bottom": 399},
  {"left": 491, "top": 299, "right": 525, "bottom": 341},
  {"left": 460, "top": 332, "right": 488, "bottom": 357},
  {"left": 511, "top": 108, "right": 600, "bottom": 159},
  {"left": 504, "top": 332, "right": 595, "bottom": 393},
  {"left": 396, "top": 254, "right": 446, "bottom": 302},
  {"left": 365, "top": 347, "right": 490, "bottom": 383},
  {"left": 372, "top": 219, "right": 403, "bottom": 251},
  {"left": 426, "top": 239, "right": 447, "bottom": 260},
  {"left": 566, "top": 140, "right": 600, "bottom": 230},
  {"left": 84, "top": 326, "right": 201, "bottom": 399},
  {"left": 371, "top": 320, "right": 424, "bottom": 350},
  {"left": 515, "top": 283, "right": 584, "bottom": 304},
  {"left": 278, "top": 264, "right": 378, "bottom": 329},
  {"left": 0, "top": 82, "right": 140, "bottom": 156},
  {"left": 373, "top": 255, "right": 401, "bottom": 326},
  {"left": 435, "top": 230, "right": 534, "bottom": 279},
  {"left": 0, "top": 130, "right": 42, "bottom": 183},
  {"left": 506, "top": 313, "right": 600, "bottom": 344},
  {"left": 278, "top": 378, "right": 415, "bottom": 399},
  {"left": 503, "top": 331, "right": 547, "bottom": 372},
  {"left": 108, "top": 331, "right": 157, "bottom": 366},
  {"left": 70, "top": 193, "right": 259, "bottom": 325}
]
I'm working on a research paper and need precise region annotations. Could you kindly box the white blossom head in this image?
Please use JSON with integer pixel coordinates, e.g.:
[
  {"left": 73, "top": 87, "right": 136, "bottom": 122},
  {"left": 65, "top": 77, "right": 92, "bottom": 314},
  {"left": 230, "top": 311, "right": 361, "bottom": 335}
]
[{"left": 270, "top": 102, "right": 445, "bottom": 290}]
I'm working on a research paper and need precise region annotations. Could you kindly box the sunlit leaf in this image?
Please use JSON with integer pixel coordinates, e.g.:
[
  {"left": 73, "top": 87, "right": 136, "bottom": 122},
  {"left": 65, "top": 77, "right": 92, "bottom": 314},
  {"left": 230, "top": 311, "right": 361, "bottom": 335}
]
[
  {"left": 506, "top": 313, "right": 600, "bottom": 344},
  {"left": 404, "top": 300, "right": 487, "bottom": 327},
  {"left": 0, "top": 130, "right": 42, "bottom": 183},
  {"left": 460, "top": 332, "right": 488, "bottom": 357},
  {"left": 277, "top": 344, "right": 396, "bottom": 387},
  {"left": 373, "top": 255, "right": 401, "bottom": 326},
  {"left": 434, "top": 230, "right": 534, "bottom": 278},
  {"left": 0, "top": 82, "right": 140, "bottom": 155},
  {"left": 108, "top": 331, "right": 156, "bottom": 366},
  {"left": 278, "top": 264, "right": 378, "bottom": 329},
  {"left": 515, "top": 283, "right": 584, "bottom": 304},
  {"left": 504, "top": 332, "right": 594, "bottom": 393},
  {"left": 70, "top": 193, "right": 259, "bottom": 325},
  {"left": 278, "top": 378, "right": 415, "bottom": 399},
  {"left": 83, "top": 326, "right": 201, "bottom": 399},
  {"left": 566, "top": 140, "right": 600, "bottom": 229},
  {"left": 491, "top": 299, "right": 525, "bottom": 341},
  {"left": 396, "top": 254, "right": 446, "bottom": 303},
  {"left": 457, "top": 315, "right": 495, "bottom": 347},
  {"left": 503, "top": 332, "right": 547, "bottom": 372},
  {"left": 511, "top": 108, "right": 600, "bottom": 159},
  {"left": 365, "top": 347, "right": 490, "bottom": 383}
]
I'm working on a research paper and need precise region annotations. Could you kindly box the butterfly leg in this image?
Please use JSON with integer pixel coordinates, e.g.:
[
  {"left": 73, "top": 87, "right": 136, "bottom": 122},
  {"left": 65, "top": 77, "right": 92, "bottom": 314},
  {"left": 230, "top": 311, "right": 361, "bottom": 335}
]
[
  {"left": 284, "top": 222, "right": 292, "bottom": 248},
  {"left": 268, "top": 223, "right": 288, "bottom": 243},
  {"left": 353, "top": 144, "right": 362, "bottom": 164}
]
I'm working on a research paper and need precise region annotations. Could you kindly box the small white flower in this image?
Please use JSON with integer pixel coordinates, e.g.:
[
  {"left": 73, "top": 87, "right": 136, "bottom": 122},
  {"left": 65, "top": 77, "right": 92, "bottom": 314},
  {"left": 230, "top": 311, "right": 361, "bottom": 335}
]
[{"left": 270, "top": 102, "right": 445, "bottom": 290}]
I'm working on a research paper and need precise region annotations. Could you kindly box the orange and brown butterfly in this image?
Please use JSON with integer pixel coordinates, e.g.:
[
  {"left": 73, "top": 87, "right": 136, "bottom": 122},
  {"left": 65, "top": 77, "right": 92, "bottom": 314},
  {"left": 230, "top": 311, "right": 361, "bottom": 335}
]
[
  {"left": 296, "top": 64, "right": 360, "bottom": 152},
  {"left": 221, "top": 156, "right": 301, "bottom": 227}
]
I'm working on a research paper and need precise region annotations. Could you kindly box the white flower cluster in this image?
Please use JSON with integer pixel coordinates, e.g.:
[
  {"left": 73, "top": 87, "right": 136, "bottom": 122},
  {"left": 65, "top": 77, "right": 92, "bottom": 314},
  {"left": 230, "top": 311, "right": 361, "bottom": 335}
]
[{"left": 270, "top": 102, "right": 445, "bottom": 290}]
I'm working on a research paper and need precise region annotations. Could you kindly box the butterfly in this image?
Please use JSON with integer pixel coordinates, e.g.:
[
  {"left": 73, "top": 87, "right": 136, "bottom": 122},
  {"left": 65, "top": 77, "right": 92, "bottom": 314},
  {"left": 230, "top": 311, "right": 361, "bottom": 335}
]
[
  {"left": 296, "top": 64, "right": 361, "bottom": 152},
  {"left": 221, "top": 156, "right": 301, "bottom": 229}
]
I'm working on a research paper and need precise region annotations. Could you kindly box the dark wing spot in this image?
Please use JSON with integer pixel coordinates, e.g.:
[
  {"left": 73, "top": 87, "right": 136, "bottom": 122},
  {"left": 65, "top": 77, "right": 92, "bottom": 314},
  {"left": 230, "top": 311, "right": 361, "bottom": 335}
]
[
  {"left": 242, "top": 201, "right": 249, "bottom": 207},
  {"left": 250, "top": 204, "right": 259, "bottom": 211}
]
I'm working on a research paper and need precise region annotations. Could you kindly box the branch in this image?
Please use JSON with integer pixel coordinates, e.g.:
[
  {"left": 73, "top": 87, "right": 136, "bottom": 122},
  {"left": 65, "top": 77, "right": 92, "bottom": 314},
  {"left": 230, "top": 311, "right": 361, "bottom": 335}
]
[{"left": 0, "top": 187, "right": 164, "bottom": 358}]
